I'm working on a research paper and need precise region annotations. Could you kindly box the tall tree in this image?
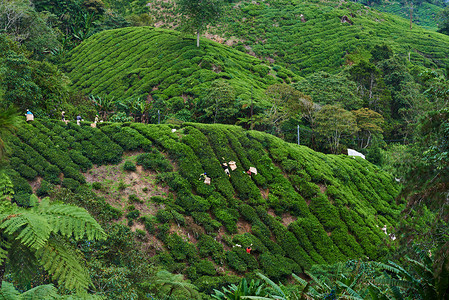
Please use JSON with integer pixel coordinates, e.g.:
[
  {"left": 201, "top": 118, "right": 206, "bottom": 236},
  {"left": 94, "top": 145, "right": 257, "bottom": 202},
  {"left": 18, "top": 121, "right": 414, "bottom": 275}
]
[
  {"left": 264, "top": 84, "right": 306, "bottom": 136},
  {"left": 176, "top": 0, "right": 223, "bottom": 47},
  {"left": 294, "top": 71, "right": 362, "bottom": 110},
  {"left": 197, "top": 79, "right": 237, "bottom": 124},
  {"left": 315, "top": 105, "right": 359, "bottom": 154},
  {"left": 353, "top": 108, "right": 384, "bottom": 149}
]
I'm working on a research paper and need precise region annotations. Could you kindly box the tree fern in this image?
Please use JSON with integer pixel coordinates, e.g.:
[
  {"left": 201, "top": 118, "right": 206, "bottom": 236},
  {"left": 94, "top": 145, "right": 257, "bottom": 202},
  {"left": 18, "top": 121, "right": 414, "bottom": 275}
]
[
  {"left": 0, "top": 195, "right": 106, "bottom": 293},
  {"left": 0, "top": 171, "right": 13, "bottom": 202},
  {"left": 38, "top": 199, "right": 106, "bottom": 241},
  {"left": 35, "top": 235, "right": 91, "bottom": 292},
  {"left": 0, "top": 281, "right": 19, "bottom": 300},
  {"left": 19, "top": 283, "right": 59, "bottom": 299},
  {"left": 1, "top": 211, "right": 51, "bottom": 249}
]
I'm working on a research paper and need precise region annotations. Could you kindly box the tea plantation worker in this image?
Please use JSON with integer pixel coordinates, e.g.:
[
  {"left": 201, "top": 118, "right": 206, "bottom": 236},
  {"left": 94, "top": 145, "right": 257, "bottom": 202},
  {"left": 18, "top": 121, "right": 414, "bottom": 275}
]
[
  {"left": 222, "top": 162, "right": 230, "bottom": 177},
  {"left": 95, "top": 115, "right": 99, "bottom": 123},
  {"left": 25, "top": 109, "right": 34, "bottom": 122},
  {"left": 61, "top": 111, "right": 66, "bottom": 121},
  {"left": 76, "top": 114, "right": 82, "bottom": 125},
  {"left": 246, "top": 246, "right": 251, "bottom": 254},
  {"left": 199, "top": 172, "right": 207, "bottom": 181}
]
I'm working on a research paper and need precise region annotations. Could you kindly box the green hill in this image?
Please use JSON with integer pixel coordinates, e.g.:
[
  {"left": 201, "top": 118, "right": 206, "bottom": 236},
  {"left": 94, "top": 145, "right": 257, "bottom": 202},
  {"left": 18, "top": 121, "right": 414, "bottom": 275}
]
[
  {"left": 63, "top": 26, "right": 298, "bottom": 104},
  {"left": 5, "top": 119, "right": 403, "bottom": 292},
  {"left": 146, "top": 0, "right": 449, "bottom": 75},
  {"left": 371, "top": 1, "right": 442, "bottom": 31}
]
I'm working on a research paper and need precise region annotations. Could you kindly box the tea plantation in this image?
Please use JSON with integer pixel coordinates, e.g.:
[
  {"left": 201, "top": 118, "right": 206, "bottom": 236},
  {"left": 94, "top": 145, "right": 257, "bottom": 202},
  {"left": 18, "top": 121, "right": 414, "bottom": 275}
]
[
  {"left": 5, "top": 120, "right": 402, "bottom": 293},
  {"left": 147, "top": 0, "right": 449, "bottom": 75},
  {"left": 63, "top": 27, "right": 298, "bottom": 104}
]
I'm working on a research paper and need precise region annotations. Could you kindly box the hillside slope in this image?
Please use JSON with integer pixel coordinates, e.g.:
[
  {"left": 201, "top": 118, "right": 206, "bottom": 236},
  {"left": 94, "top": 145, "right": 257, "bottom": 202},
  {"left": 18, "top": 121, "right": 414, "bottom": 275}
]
[
  {"left": 5, "top": 120, "right": 402, "bottom": 292},
  {"left": 63, "top": 27, "right": 297, "bottom": 104},
  {"left": 147, "top": 0, "right": 449, "bottom": 75}
]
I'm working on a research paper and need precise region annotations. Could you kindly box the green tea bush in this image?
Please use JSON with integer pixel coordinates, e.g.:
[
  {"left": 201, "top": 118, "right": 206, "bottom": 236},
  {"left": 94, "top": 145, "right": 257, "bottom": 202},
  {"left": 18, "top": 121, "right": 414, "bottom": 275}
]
[
  {"left": 92, "top": 182, "right": 102, "bottom": 190},
  {"left": 13, "top": 193, "right": 33, "bottom": 207},
  {"left": 43, "top": 165, "right": 62, "bottom": 184},
  {"left": 165, "top": 233, "right": 198, "bottom": 262},
  {"left": 156, "top": 209, "right": 173, "bottom": 223},
  {"left": 140, "top": 215, "right": 157, "bottom": 234},
  {"left": 69, "top": 150, "right": 92, "bottom": 172},
  {"left": 225, "top": 249, "right": 247, "bottom": 273},
  {"left": 62, "top": 178, "right": 80, "bottom": 191},
  {"left": 128, "top": 194, "right": 143, "bottom": 204},
  {"left": 123, "top": 160, "right": 136, "bottom": 171},
  {"left": 197, "top": 234, "right": 224, "bottom": 264},
  {"left": 17, "top": 164, "right": 37, "bottom": 180},
  {"left": 214, "top": 208, "right": 238, "bottom": 234},
  {"left": 191, "top": 212, "right": 222, "bottom": 233},
  {"left": 259, "top": 253, "right": 300, "bottom": 281},
  {"left": 136, "top": 151, "right": 173, "bottom": 173},
  {"left": 193, "top": 259, "right": 216, "bottom": 276},
  {"left": 36, "top": 180, "right": 52, "bottom": 197}
]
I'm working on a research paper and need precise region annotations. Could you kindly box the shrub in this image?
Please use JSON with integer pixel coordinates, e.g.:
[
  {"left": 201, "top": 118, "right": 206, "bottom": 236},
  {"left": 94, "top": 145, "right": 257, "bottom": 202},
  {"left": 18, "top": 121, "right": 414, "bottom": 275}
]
[
  {"left": 191, "top": 212, "right": 222, "bottom": 233},
  {"left": 194, "top": 259, "right": 216, "bottom": 276},
  {"left": 140, "top": 215, "right": 156, "bottom": 234},
  {"left": 92, "top": 182, "right": 102, "bottom": 190},
  {"left": 225, "top": 250, "right": 247, "bottom": 273},
  {"left": 150, "top": 195, "right": 166, "bottom": 203},
  {"left": 126, "top": 210, "right": 140, "bottom": 221},
  {"left": 129, "top": 194, "right": 143, "bottom": 204},
  {"left": 13, "top": 193, "right": 33, "bottom": 207},
  {"left": 156, "top": 209, "right": 173, "bottom": 223},
  {"left": 214, "top": 208, "right": 238, "bottom": 234},
  {"left": 197, "top": 234, "right": 224, "bottom": 264},
  {"left": 18, "top": 164, "right": 37, "bottom": 180},
  {"left": 62, "top": 178, "right": 80, "bottom": 191},
  {"left": 43, "top": 165, "right": 61, "bottom": 184},
  {"left": 123, "top": 160, "right": 136, "bottom": 171},
  {"left": 136, "top": 151, "right": 173, "bottom": 173},
  {"left": 135, "top": 229, "right": 147, "bottom": 241},
  {"left": 69, "top": 150, "right": 92, "bottom": 172},
  {"left": 36, "top": 180, "right": 52, "bottom": 197}
]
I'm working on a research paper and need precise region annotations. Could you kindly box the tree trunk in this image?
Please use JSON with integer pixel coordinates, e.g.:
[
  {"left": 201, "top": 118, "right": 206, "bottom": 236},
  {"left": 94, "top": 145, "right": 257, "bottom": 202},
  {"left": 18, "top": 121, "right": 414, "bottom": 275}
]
[{"left": 197, "top": 32, "right": 200, "bottom": 48}]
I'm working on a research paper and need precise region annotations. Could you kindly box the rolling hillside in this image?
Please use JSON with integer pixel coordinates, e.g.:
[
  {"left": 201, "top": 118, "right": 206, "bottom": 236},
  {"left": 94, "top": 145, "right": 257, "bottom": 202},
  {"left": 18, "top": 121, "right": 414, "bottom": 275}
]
[
  {"left": 63, "top": 27, "right": 298, "bottom": 104},
  {"left": 146, "top": 0, "right": 449, "bottom": 75},
  {"left": 5, "top": 120, "right": 403, "bottom": 292}
]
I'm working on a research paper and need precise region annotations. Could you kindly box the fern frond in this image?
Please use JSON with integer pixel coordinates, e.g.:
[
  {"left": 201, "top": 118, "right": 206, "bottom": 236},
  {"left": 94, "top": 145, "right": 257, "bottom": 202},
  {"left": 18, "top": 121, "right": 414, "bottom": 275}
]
[
  {"left": 7, "top": 241, "right": 40, "bottom": 286},
  {"left": 0, "top": 236, "right": 10, "bottom": 265},
  {"left": 19, "top": 284, "right": 59, "bottom": 299},
  {"left": 39, "top": 199, "right": 106, "bottom": 241},
  {"left": 0, "top": 212, "right": 50, "bottom": 249},
  {"left": 35, "top": 235, "right": 91, "bottom": 293},
  {"left": 0, "top": 281, "right": 19, "bottom": 300},
  {"left": 0, "top": 171, "right": 14, "bottom": 202}
]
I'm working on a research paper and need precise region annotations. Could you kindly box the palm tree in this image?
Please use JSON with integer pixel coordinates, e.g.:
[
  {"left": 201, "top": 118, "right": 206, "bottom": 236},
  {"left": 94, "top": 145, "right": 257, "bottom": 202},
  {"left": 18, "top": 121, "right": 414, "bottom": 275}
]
[
  {"left": 0, "top": 106, "right": 22, "bottom": 161},
  {"left": 0, "top": 183, "right": 107, "bottom": 293}
]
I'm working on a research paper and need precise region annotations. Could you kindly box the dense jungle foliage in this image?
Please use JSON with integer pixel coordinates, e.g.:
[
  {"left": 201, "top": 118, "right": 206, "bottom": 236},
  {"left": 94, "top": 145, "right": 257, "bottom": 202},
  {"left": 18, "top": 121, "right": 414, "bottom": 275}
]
[{"left": 1, "top": 0, "right": 449, "bottom": 299}]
